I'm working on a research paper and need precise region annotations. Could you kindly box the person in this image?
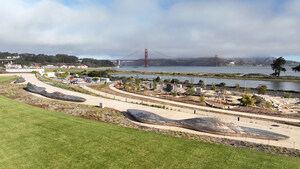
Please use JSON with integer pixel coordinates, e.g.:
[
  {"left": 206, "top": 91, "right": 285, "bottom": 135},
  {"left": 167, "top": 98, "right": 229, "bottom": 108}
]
[
  {"left": 194, "top": 110, "right": 196, "bottom": 114},
  {"left": 238, "top": 117, "right": 240, "bottom": 121}
]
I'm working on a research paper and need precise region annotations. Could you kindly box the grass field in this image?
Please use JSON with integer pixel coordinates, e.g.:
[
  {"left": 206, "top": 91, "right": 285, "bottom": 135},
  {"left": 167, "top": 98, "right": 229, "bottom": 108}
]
[
  {"left": 0, "top": 76, "right": 17, "bottom": 83},
  {"left": 0, "top": 77, "right": 299, "bottom": 168}
]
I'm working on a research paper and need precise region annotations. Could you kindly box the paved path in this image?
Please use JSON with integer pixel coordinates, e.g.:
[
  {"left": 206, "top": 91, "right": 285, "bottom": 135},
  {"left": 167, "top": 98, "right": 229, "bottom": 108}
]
[
  {"left": 109, "top": 84, "right": 300, "bottom": 123},
  {"left": 1, "top": 74, "right": 300, "bottom": 149}
]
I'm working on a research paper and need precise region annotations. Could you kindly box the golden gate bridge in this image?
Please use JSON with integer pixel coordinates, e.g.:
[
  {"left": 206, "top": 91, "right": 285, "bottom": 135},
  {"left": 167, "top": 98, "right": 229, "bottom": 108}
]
[{"left": 111, "top": 48, "right": 219, "bottom": 67}]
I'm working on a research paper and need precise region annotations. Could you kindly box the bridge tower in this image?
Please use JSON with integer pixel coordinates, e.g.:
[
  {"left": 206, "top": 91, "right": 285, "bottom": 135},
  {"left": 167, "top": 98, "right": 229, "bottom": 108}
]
[
  {"left": 215, "top": 55, "right": 218, "bottom": 67},
  {"left": 145, "top": 48, "right": 149, "bottom": 67},
  {"left": 116, "top": 60, "right": 121, "bottom": 67}
]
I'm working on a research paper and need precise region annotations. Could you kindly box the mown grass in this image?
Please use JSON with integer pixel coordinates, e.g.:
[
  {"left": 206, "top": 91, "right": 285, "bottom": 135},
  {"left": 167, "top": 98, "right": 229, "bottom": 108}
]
[
  {"left": 0, "top": 76, "right": 17, "bottom": 83},
  {"left": 0, "top": 77, "right": 300, "bottom": 168}
]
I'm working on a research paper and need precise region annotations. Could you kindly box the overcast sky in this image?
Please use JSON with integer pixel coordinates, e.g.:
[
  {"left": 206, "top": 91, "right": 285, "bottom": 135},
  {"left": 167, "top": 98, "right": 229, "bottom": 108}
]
[{"left": 0, "top": 0, "right": 300, "bottom": 61}]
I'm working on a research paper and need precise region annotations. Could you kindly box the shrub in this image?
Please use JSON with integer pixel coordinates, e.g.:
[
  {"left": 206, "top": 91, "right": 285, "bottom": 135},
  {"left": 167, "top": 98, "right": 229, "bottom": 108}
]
[
  {"left": 164, "top": 79, "right": 171, "bottom": 83},
  {"left": 244, "top": 88, "right": 251, "bottom": 94},
  {"left": 211, "top": 84, "right": 216, "bottom": 90},
  {"left": 266, "top": 101, "right": 272, "bottom": 109},
  {"left": 200, "top": 96, "right": 205, "bottom": 103},
  {"left": 235, "top": 83, "right": 240, "bottom": 90},
  {"left": 153, "top": 81, "right": 157, "bottom": 90},
  {"left": 284, "top": 93, "right": 292, "bottom": 98},
  {"left": 257, "top": 85, "right": 267, "bottom": 95},
  {"left": 135, "top": 78, "right": 141, "bottom": 86},
  {"left": 186, "top": 88, "right": 195, "bottom": 96},
  {"left": 129, "top": 77, "right": 135, "bottom": 82},
  {"left": 187, "top": 84, "right": 194, "bottom": 89},
  {"left": 241, "top": 94, "right": 256, "bottom": 106},
  {"left": 92, "top": 77, "right": 100, "bottom": 82},
  {"left": 171, "top": 79, "right": 180, "bottom": 84},
  {"left": 172, "top": 92, "right": 177, "bottom": 97}
]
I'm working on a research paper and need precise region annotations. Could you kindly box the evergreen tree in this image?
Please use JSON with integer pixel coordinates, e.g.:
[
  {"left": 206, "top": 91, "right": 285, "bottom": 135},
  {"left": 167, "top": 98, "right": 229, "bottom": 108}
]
[{"left": 270, "top": 57, "right": 286, "bottom": 77}]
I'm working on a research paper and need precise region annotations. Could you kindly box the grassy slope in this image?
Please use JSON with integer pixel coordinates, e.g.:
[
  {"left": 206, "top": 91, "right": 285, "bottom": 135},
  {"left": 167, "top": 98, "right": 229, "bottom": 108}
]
[
  {"left": 0, "top": 78, "right": 299, "bottom": 168},
  {"left": 0, "top": 76, "right": 17, "bottom": 83}
]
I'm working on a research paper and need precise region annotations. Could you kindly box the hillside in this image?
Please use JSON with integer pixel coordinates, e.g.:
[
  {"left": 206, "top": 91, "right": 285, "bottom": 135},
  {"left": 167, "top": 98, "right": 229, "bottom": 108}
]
[
  {"left": 0, "top": 52, "right": 114, "bottom": 68},
  {"left": 121, "top": 57, "right": 299, "bottom": 67}
]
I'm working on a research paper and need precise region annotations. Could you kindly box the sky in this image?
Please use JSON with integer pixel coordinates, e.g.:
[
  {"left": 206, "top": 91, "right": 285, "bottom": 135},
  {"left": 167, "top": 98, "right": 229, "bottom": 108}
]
[{"left": 0, "top": 0, "right": 300, "bottom": 61}]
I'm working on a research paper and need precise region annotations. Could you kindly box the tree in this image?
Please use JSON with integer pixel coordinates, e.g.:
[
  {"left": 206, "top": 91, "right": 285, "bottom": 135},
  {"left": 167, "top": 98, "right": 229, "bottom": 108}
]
[
  {"left": 88, "top": 70, "right": 109, "bottom": 78},
  {"left": 219, "top": 82, "right": 226, "bottom": 88},
  {"left": 171, "top": 79, "right": 180, "bottom": 84},
  {"left": 257, "top": 85, "right": 267, "bottom": 95},
  {"left": 241, "top": 94, "right": 256, "bottom": 106},
  {"left": 155, "top": 76, "right": 161, "bottom": 82},
  {"left": 292, "top": 64, "right": 300, "bottom": 72},
  {"left": 184, "top": 80, "right": 189, "bottom": 84},
  {"left": 198, "top": 80, "right": 205, "bottom": 88},
  {"left": 271, "top": 57, "right": 286, "bottom": 77}
]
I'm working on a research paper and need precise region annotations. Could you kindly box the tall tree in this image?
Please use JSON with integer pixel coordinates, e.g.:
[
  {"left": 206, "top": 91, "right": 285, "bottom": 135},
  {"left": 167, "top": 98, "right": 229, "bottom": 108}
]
[
  {"left": 270, "top": 57, "right": 286, "bottom": 77},
  {"left": 292, "top": 64, "right": 300, "bottom": 72}
]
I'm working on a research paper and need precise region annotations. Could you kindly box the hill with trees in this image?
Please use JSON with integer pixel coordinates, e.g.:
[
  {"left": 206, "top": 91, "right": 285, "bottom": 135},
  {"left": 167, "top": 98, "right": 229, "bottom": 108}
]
[{"left": 0, "top": 52, "right": 114, "bottom": 67}]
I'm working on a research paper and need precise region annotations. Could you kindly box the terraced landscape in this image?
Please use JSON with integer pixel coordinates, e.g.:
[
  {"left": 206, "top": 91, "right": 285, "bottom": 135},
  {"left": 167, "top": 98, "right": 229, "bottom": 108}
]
[{"left": 0, "top": 76, "right": 300, "bottom": 168}]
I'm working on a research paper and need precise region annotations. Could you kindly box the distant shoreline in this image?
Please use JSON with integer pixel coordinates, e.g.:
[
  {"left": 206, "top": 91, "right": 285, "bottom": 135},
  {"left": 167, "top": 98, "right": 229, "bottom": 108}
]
[{"left": 111, "top": 71, "right": 300, "bottom": 83}]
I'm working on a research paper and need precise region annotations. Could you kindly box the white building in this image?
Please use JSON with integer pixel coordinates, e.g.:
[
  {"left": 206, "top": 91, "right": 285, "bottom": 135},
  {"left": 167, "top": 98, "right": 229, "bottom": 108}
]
[
  {"left": 43, "top": 65, "right": 58, "bottom": 68},
  {"left": 77, "top": 65, "right": 88, "bottom": 69},
  {"left": 30, "top": 65, "right": 41, "bottom": 69},
  {"left": 67, "top": 65, "right": 75, "bottom": 68},
  {"left": 58, "top": 65, "right": 67, "bottom": 68},
  {"left": 44, "top": 72, "right": 56, "bottom": 77},
  {"left": 4, "top": 64, "right": 22, "bottom": 69}
]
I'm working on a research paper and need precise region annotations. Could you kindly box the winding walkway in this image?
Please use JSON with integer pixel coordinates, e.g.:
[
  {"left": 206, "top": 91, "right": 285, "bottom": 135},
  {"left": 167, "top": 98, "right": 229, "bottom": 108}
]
[{"left": 1, "top": 73, "right": 300, "bottom": 149}]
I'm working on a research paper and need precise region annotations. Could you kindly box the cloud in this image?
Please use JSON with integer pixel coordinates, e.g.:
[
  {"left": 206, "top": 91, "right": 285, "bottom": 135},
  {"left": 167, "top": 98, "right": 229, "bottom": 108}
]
[{"left": 0, "top": 0, "right": 300, "bottom": 60}]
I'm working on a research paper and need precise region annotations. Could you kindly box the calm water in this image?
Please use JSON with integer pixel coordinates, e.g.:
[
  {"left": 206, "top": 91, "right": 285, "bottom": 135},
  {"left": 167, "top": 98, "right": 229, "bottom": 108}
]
[
  {"left": 111, "top": 66, "right": 300, "bottom": 92},
  {"left": 112, "top": 73, "right": 300, "bottom": 92},
  {"left": 114, "top": 66, "right": 300, "bottom": 77}
]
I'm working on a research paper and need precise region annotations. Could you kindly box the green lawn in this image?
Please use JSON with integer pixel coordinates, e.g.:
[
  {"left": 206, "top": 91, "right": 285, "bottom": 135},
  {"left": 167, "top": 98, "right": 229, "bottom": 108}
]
[
  {"left": 0, "top": 76, "right": 17, "bottom": 83},
  {"left": 0, "top": 77, "right": 299, "bottom": 168}
]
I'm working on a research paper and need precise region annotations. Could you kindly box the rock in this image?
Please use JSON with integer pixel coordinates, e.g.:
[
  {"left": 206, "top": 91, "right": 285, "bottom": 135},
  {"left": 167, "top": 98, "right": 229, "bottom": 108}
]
[
  {"left": 127, "top": 109, "right": 289, "bottom": 140},
  {"left": 14, "top": 77, "right": 25, "bottom": 83},
  {"left": 26, "top": 83, "right": 86, "bottom": 102}
]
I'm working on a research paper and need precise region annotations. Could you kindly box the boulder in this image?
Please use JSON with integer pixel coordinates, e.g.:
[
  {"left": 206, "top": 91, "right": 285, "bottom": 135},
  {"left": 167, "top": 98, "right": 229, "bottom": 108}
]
[
  {"left": 127, "top": 109, "right": 289, "bottom": 140},
  {"left": 14, "top": 77, "right": 26, "bottom": 83},
  {"left": 26, "top": 83, "right": 86, "bottom": 102}
]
